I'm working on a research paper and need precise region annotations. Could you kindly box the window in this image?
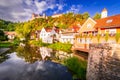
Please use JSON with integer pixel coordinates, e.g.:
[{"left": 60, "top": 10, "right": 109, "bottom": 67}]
[
  {"left": 41, "top": 34, "right": 42, "bottom": 36},
  {"left": 87, "top": 23, "right": 91, "bottom": 28},
  {"left": 105, "top": 29, "right": 116, "bottom": 34},
  {"left": 109, "top": 29, "right": 116, "bottom": 34},
  {"left": 106, "top": 19, "right": 113, "bottom": 23}
]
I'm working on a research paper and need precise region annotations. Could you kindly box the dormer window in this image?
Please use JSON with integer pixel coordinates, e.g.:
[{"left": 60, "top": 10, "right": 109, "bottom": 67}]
[
  {"left": 106, "top": 19, "right": 113, "bottom": 23},
  {"left": 87, "top": 23, "right": 91, "bottom": 28}
]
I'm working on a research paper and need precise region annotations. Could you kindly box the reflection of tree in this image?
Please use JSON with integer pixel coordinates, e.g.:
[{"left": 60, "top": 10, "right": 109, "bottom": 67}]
[
  {"left": 0, "top": 54, "right": 8, "bottom": 63},
  {"left": 16, "top": 44, "right": 42, "bottom": 63}
]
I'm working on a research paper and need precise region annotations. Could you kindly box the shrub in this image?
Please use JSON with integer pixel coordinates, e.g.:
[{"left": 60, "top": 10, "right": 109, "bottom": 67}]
[
  {"left": 105, "top": 32, "right": 109, "bottom": 42},
  {"left": 48, "top": 42, "right": 72, "bottom": 53},
  {"left": 64, "top": 57, "right": 87, "bottom": 80},
  {"left": 115, "top": 33, "right": 120, "bottom": 43},
  {"left": 97, "top": 34, "right": 101, "bottom": 43}
]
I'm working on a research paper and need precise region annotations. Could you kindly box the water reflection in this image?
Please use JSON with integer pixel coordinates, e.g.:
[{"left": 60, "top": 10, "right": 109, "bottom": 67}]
[
  {"left": 16, "top": 45, "right": 73, "bottom": 63},
  {"left": 16, "top": 45, "right": 42, "bottom": 63},
  {"left": 0, "top": 53, "right": 72, "bottom": 80},
  {"left": 40, "top": 47, "right": 52, "bottom": 60}
]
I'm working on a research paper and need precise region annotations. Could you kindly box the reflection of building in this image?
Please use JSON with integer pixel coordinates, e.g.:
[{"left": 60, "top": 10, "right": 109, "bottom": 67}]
[
  {"left": 4, "top": 31, "right": 16, "bottom": 40},
  {"left": 39, "top": 47, "right": 52, "bottom": 60},
  {"left": 56, "top": 51, "right": 73, "bottom": 60}
]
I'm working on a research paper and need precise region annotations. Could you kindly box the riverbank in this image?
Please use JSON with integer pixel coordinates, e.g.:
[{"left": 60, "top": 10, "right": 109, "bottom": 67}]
[
  {"left": 0, "top": 42, "right": 13, "bottom": 48},
  {"left": 0, "top": 48, "right": 10, "bottom": 54},
  {"left": 29, "top": 40, "right": 72, "bottom": 53}
]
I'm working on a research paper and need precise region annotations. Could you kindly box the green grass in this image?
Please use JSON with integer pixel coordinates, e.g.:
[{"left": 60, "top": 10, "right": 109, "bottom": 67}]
[
  {"left": 63, "top": 57, "right": 87, "bottom": 80},
  {"left": 30, "top": 40, "right": 72, "bottom": 53},
  {"left": 0, "top": 42, "right": 13, "bottom": 48}
]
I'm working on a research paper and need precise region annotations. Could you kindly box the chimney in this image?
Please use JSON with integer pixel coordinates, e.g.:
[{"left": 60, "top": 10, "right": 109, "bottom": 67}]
[{"left": 101, "top": 8, "right": 108, "bottom": 18}]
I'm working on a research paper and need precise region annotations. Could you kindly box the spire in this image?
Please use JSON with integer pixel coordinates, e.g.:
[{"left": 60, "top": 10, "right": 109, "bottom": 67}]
[
  {"left": 102, "top": 8, "right": 107, "bottom": 12},
  {"left": 101, "top": 8, "right": 108, "bottom": 18}
]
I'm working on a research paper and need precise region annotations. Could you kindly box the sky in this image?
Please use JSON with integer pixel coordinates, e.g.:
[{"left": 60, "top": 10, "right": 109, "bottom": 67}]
[{"left": 0, "top": 0, "right": 120, "bottom": 22}]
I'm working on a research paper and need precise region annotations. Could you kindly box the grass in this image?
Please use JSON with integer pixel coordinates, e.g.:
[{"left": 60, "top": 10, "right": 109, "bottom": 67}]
[
  {"left": 63, "top": 56, "right": 87, "bottom": 80},
  {"left": 29, "top": 40, "right": 72, "bottom": 53},
  {"left": 0, "top": 42, "right": 13, "bottom": 48}
]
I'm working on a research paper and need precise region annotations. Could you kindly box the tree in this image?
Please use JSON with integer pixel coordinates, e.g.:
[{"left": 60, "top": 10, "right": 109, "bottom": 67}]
[
  {"left": 82, "top": 12, "right": 90, "bottom": 19},
  {"left": 93, "top": 13, "right": 101, "bottom": 20},
  {"left": 0, "top": 30, "right": 8, "bottom": 41},
  {"left": 16, "top": 21, "right": 34, "bottom": 41},
  {"left": 7, "top": 23, "right": 15, "bottom": 31}
]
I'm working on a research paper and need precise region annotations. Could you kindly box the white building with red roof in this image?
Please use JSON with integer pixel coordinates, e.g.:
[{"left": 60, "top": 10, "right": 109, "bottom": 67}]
[{"left": 39, "top": 27, "right": 59, "bottom": 43}]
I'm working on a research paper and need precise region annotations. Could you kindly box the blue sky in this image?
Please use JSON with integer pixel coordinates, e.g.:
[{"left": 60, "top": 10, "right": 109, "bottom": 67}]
[{"left": 0, "top": 0, "right": 120, "bottom": 22}]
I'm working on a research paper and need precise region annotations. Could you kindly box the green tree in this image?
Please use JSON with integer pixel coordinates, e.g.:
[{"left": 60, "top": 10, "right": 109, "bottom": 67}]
[
  {"left": 82, "top": 12, "right": 90, "bottom": 19},
  {"left": 115, "top": 33, "right": 120, "bottom": 43},
  {"left": 93, "top": 13, "right": 101, "bottom": 20},
  {"left": 64, "top": 57, "right": 87, "bottom": 80},
  {"left": 0, "top": 30, "right": 8, "bottom": 41},
  {"left": 16, "top": 21, "right": 34, "bottom": 41}
]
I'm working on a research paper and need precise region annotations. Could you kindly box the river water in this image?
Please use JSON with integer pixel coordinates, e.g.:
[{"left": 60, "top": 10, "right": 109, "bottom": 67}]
[{"left": 0, "top": 45, "right": 73, "bottom": 80}]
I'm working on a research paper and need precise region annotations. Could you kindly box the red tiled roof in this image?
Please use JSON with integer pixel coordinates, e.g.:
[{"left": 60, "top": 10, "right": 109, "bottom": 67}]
[
  {"left": 95, "top": 14, "right": 120, "bottom": 28},
  {"left": 45, "top": 28, "right": 52, "bottom": 32},
  {"left": 72, "top": 26, "right": 80, "bottom": 32},
  {"left": 4, "top": 31, "right": 16, "bottom": 35}
]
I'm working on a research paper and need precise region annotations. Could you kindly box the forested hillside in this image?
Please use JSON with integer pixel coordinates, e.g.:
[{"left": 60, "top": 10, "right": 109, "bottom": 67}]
[
  {"left": 0, "top": 19, "right": 17, "bottom": 31},
  {"left": 0, "top": 12, "right": 100, "bottom": 32}
]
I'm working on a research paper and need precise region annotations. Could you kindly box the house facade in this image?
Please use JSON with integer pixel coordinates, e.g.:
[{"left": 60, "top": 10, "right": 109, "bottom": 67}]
[
  {"left": 74, "top": 8, "right": 120, "bottom": 50},
  {"left": 39, "top": 27, "right": 59, "bottom": 43},
  {"left": 4, "top": 31, "right": 16, "bottom": 40}
]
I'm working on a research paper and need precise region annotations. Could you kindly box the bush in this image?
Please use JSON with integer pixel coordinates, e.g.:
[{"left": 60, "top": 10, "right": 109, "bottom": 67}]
[
  {"left": 115, "top": 33, "right": 120, "bottom": 43},
  {"left": 105, "top": 32, "right": 109, "bottom": 42},
  {"left": 97, "top": 34, "right": 101, "bottom": 42},
  {"left": 11, "top": 37, "right": 20, "bottom": 46},
  {"left": 48, "top": 42, "right": 72, "bottom": 53},
  {"left": 0, "top": 30, "right": 8, "bottom": 41},
  {"left": 64, "top": 57, "right": 87, "bottom": 80}
]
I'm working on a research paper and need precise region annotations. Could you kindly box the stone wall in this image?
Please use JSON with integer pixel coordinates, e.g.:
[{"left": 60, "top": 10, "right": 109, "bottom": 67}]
[{"left": 87, "top": 43, "right": 120, "bottom": 80}]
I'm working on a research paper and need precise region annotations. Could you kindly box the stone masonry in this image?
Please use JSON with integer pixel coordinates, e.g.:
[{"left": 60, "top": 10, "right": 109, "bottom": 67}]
[{"left": 87, "top": 43, "right": 120, "bottom": 80}]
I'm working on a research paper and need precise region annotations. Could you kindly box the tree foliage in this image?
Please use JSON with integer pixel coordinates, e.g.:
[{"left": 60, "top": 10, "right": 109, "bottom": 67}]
[
  {"left": 0, "top": 30, "right": 8, "bottom": 41},
  {"left": 15, "top": 21, "right": 35, "bottom": 40},
  {"left": 93, "top": 13, "right": 101, "bottom": 20},
  {"left": 64, "top": 57, "right": 87, "bottom": 80},
  {"left": 0, "top": 19, "right": 17, "bottom": 31}
]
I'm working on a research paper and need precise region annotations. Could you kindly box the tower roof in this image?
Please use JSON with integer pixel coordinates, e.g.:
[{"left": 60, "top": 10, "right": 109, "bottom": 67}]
[{"left": 102, "top": 8, "right": 107, "bottom": 12}]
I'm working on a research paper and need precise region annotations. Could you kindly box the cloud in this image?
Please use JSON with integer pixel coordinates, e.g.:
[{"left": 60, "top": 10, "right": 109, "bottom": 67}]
[
  {"left": 53, "top": 4, "right": 65, "bottom": 14},
  {"left": 66, "top": 5, "right": 82, "bottom": 13},
  {"left": 57, "top": 4, "right": 64, "bottom": 10},
  {"left": 0, "top": 0, "right": 57, "bottom": 22}
]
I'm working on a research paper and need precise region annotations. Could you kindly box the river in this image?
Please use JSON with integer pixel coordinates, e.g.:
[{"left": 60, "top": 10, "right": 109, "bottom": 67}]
[{"left": 0, "top": 45, "right": 88, "bottom": 80}]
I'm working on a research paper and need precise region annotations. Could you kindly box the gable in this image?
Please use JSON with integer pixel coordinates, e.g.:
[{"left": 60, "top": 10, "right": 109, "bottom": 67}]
[
  {"left": 40, "top": 28, "right": 46, "bottom": 34},
  {"left": 79, "top": 18, "right": 96, "bottom": 33}
]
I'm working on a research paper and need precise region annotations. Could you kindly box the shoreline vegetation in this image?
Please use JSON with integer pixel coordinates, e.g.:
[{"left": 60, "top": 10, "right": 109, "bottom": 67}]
[
  {"left": 29, "top": 40, "right": 72, "bottom": 53},
  {"left": 0, "top": 42, "right": 13, "bottom": 48}
]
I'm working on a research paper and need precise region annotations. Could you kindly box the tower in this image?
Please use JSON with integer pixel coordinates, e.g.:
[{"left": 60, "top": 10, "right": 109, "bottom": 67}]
[{"left": 101, "top": 8, "right": 108, "bottom": 18}]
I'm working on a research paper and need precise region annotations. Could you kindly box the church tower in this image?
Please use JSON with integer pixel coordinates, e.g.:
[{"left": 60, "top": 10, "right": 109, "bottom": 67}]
[{"left": 101, "top": 8, "right": 108, "bottom": 18}]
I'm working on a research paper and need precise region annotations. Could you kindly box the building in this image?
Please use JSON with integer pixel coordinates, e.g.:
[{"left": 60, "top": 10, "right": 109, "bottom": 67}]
[
  {"left": 59, "top": 28, "right": 79, "bottom": 44},
  {"left": 31, "top": 13, "right": 47, "bottom": 20},
  {"left": 4, "top": 31, "right": 16, "bottom": 40},
  {"left": 52, "top": 14, "right": 62, "bottom": 18},
  {"left": 74, "top": 8, "right": 120, "bottom": 50},
  {"left": 39, "top": 27, "right": 59, "bottom": 43}
]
